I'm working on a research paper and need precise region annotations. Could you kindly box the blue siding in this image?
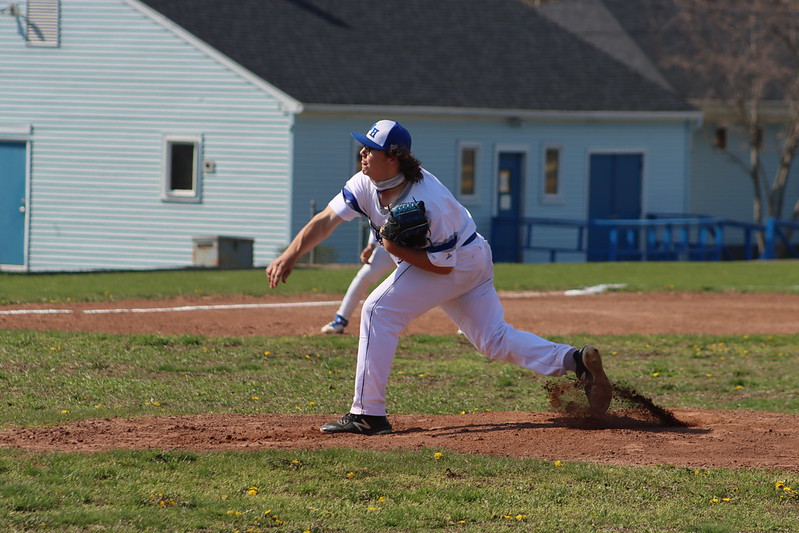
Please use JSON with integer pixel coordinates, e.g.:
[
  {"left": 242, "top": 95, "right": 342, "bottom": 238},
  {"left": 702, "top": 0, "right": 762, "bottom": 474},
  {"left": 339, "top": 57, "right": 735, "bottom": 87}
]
[
  {"left": 0, "top": 0, "right": 299, "bottom": 271},
  {"left": 293, "top": 114, "right": 692, "bottom": 263}
]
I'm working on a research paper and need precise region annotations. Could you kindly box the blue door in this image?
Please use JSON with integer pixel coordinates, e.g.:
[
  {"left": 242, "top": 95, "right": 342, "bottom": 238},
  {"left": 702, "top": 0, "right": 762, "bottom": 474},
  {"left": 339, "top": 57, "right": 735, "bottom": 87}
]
[
  {"left": 492, "top": 152, "right": 524, "bottom": 262},
  {"left": 587, "top": 153, "right": 643, "bottom": 261},
  {"left": 0, "top": 141, "right": 27, "bottom": 266}
]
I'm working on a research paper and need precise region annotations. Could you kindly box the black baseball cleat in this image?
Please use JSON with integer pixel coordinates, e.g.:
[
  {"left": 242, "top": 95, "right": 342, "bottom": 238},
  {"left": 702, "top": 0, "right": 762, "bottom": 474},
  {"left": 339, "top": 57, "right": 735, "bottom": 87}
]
[
  {"left": 573, "top": 345, "right": 612, "bottom": 416},
  {"left": 320, "top": 413, "right": 393, "bottom": 435}
]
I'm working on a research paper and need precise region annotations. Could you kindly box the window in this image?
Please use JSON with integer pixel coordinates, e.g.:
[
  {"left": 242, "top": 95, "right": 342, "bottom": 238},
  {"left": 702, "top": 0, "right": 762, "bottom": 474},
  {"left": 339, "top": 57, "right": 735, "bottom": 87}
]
[
  {"left": 162, "top": 136, "right": 202, "bottom": 202},
  {"left": 541, "top": 146, "right": 562, "bottom": 203},
  {"left": 459, "top": 144, "right": 479, "bottom": 199},
  {"left": 26, "top": 0, "right": 60, "bottom": 48}
]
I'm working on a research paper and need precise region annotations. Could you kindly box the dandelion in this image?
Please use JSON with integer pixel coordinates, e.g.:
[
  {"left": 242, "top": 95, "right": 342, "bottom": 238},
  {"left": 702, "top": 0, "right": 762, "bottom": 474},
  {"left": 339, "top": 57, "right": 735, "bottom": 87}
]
[
  {"left": 307, "top": 401, "right": 315, "bottom": 406},
  {"left": 378, "top": 496, "right": 386, "bottom": 502},
  {"left": 705, "top": 373, "right": 713, "bottom": 378},
  {"left": 710, "top": 498, "right": 719, "bottom": 503},
  {"left": 247, "top": 486, "right": 259, "bottom": 495},
  {"left": 554, "top": 460, "right": 563, "bottom": 467},
  {"left": 226, "top": 510, "right": 242, "bottom": 516},
  {"left": 150, "top": 493, "right": 176, "bottom": 507},
  {"left": 367, "top": 506, "right": 378, "bottom": 512},
  {"left": 650, "top": 372, "right": 660, "bottom": 377},
  {"left": 60, "top": 410, "right": 70, "bottom": 415},
  {"left": 263, "top": 351, "right": 271, "bottom": 356},
  {"left": 434, "top": 452, "right": 443, "bottom": 461},
  {"left": 516, "top": 514, "right": 527, "bottom": 521},
  {"left": 251, "top": 396, "right": 260, "bottom": 400},
  {"left": 346, "top": 472, "right": 356, "bottom": 479}
]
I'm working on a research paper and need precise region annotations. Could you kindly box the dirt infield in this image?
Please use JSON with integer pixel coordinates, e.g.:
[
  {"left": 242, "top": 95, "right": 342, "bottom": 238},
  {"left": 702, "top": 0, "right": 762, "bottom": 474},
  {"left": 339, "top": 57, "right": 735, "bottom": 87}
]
[{"left": 2, "top": 291, "right": 798, "bottom": 471}]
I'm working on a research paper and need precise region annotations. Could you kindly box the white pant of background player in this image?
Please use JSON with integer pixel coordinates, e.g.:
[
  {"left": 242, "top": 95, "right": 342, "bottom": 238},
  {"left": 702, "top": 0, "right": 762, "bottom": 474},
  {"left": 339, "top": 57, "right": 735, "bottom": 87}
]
[
  {"left": 351, "top": 235, "right": 575, "bottom": 417},
  {"left": 332, "top": 246, "right": 395, "bottom": 327}
]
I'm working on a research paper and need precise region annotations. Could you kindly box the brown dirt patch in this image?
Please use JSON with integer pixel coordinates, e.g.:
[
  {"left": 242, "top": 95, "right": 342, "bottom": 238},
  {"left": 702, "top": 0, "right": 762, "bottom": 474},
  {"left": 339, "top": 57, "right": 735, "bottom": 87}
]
[{"left": 2, "top": 291, "right": 798, "bottom": 470}]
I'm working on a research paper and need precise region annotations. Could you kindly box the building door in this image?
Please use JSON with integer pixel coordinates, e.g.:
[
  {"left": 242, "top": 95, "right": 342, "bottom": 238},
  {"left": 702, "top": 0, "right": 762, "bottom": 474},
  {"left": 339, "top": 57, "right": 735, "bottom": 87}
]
[
  {"left": 492, "top": 152, "right": 524, "bottom": 262},
  {"left": 0, "top": 141, "right": 27, "bottom": 266},
  {"left": 587, "top": 153, "right": 643, "bottom": 261}
]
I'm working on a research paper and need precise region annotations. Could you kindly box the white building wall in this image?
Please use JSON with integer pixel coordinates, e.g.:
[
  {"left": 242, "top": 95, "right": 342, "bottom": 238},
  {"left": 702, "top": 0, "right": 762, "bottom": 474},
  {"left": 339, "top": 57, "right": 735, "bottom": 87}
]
[{"left": 0, "top": 0, "right": 297, "bottom": 271}]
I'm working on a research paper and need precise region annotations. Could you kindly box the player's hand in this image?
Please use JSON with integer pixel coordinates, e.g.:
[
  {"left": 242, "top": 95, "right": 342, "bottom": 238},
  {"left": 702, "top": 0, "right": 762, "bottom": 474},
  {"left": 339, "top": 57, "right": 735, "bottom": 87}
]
[
  {"left": 360, "top": 243, "right": 377, "bottom": 264},
  {"left": 265, "top": 255, "right": 295, "bottom": 288}
]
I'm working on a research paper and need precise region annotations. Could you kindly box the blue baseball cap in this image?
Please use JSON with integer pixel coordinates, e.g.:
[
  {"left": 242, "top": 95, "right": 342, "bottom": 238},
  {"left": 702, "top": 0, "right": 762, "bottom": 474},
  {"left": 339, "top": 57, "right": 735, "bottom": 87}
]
[{"left": 351, "top": 120, "right": 412, "bottom": 151}]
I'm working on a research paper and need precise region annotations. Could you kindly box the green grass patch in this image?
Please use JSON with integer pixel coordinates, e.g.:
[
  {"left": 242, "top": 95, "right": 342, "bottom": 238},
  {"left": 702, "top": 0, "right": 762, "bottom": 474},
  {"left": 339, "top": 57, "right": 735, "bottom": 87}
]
[
  {"left": 2, "top": 260, "right": 798, "bottom": 304},
  {"left": 0, "top": 447, "right": 796, "bottom": 532},
  {"left": 1, "top": 331, "right": 797, "bottom": 426}
]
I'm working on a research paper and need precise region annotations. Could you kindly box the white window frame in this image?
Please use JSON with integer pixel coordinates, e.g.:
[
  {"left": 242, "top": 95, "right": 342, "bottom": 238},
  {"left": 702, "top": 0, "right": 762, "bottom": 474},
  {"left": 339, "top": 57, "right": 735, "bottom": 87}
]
[
  {"left": 161, "top": 135, "right": 203, "bottom": 203},
  {"left": 540, "top": 144, "right": 564, "bottom": 205},
  {"left": 457, "top": 142, "right": 481, "bottom": 205}
]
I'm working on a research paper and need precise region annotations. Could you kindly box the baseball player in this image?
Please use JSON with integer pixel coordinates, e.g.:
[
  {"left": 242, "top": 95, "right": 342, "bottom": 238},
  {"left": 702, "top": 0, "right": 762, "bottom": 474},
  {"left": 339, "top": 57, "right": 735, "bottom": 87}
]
[
  {"left": 266, "top": 120, "right": 612, "bottom": 435},
  {"left": 321, "top": 233, "right": 395, "bottom": 334}
]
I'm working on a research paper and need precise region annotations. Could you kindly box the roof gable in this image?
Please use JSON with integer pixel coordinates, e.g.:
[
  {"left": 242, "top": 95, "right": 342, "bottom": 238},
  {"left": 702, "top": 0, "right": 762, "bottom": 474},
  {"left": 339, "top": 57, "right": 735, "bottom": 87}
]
[{"left": 136, "top": 0, "right": 693, "bottom": 113}]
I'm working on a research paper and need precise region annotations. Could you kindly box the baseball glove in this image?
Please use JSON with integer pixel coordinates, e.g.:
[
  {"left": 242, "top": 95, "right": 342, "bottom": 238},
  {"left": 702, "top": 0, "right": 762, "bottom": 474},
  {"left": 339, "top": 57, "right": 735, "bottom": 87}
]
[{"left": 380, "top": 200, "right": 429, "bottom": 248}]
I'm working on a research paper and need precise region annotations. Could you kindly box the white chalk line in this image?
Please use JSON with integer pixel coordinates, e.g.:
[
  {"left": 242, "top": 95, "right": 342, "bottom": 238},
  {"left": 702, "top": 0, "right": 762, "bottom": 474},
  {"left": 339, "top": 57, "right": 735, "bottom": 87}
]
[
  {"left": 0, "top": 301, "right": 341, "bottom": 316},
  {"left": 1, "top": 284, "right": 627, "bottom": 316},
  {"left": 0, "top": 309, "right": 74, "bottom": 315}
]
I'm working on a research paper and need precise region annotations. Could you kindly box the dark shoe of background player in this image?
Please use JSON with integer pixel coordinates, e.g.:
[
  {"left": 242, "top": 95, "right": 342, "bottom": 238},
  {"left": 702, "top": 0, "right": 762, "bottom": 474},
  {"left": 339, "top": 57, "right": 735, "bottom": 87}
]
[
  {"left": 320, "top": 413, "right": 393, "bottom": 435},
  {"left": 573, "top": 345, "right": 612, "bottom": 416}
]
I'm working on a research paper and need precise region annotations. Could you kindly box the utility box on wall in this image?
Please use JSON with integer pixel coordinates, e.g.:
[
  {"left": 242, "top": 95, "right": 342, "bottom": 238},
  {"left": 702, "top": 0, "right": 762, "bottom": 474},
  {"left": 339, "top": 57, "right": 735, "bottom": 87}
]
[{"left": 192, "top": 236, "right": 254, "bottom": 269}]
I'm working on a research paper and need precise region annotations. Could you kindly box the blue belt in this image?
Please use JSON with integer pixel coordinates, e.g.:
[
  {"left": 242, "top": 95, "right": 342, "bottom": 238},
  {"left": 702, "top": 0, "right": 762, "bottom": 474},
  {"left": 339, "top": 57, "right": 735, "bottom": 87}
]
[{"left": 462, "top": 232, "right": 477, "bottom": 247}]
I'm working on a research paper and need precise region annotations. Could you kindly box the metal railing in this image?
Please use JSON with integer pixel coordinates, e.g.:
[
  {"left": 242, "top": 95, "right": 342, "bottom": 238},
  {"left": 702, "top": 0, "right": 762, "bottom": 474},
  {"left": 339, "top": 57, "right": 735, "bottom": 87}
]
[{"left": 490, "top": 215, "right": 798, "bottom": 262}]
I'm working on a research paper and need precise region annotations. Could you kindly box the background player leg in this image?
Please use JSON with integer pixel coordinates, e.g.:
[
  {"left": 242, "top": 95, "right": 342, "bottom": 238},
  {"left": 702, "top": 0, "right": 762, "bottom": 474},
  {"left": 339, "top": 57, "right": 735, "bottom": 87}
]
[{"left": 321, "top": 246, "right": 395, "bottom": 334}]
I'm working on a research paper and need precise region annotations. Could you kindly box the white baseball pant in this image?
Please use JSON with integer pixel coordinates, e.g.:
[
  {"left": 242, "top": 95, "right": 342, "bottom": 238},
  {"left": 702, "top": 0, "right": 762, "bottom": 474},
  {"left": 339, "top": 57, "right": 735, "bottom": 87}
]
[{"left": 350, "top": 235, "right": 575, "bottom": 416}]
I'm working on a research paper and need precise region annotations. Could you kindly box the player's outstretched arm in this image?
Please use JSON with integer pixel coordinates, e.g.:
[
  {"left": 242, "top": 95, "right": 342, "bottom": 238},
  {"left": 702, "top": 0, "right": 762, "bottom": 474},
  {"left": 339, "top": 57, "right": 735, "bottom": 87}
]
[
  {"left": 383, "top": 239, "right": 453, "bottom": 275},
  {"left": 266, "top": 206, "right": 344, "bottom": 288}
]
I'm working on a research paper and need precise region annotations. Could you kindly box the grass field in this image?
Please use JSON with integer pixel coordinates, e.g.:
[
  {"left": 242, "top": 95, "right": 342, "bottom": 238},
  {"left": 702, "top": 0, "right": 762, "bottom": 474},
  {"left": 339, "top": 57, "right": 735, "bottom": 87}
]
[
  {"left": 1, "top": 260, "right": 798, "bottom": 305},
  {"left": 1, "top": 262, "right": 798, "bottom": 531}
]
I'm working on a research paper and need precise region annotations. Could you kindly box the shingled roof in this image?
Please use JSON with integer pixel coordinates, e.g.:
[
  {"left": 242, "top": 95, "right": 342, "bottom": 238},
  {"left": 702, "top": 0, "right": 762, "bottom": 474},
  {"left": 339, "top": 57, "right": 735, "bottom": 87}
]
[{"left": 138, "top": 0, "right": 694, "bottom": 113}]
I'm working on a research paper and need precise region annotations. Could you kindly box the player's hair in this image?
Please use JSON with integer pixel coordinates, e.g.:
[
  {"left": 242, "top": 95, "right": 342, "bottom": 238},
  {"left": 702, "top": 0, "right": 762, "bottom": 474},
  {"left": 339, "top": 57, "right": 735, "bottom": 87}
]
[{"left": 387, "top": 145, "right": 423, "bottom": 183}]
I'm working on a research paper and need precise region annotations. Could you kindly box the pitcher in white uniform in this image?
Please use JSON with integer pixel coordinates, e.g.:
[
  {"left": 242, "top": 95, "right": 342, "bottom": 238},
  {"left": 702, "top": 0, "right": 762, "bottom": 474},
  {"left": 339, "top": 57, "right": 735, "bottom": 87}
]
[{"left": 266, "top": 120, "right": 612, "bottom": 435}]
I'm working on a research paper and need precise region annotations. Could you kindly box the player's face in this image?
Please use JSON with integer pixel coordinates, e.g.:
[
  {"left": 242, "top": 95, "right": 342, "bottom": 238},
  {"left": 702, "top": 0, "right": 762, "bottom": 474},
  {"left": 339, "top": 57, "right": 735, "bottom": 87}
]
[{"left": 360, "top": 146, "right": 397, "bottom": 182}]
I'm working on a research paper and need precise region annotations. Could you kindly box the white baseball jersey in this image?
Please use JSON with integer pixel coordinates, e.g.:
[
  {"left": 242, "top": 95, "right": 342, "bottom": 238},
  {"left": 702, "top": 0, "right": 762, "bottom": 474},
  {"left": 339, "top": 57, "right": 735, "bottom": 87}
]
[
  {"left": 329, "top": 169, "right": 576, "bottom": 417},
  {"left": 329, "top": 169, "right": 477, "bottom": 268}
]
